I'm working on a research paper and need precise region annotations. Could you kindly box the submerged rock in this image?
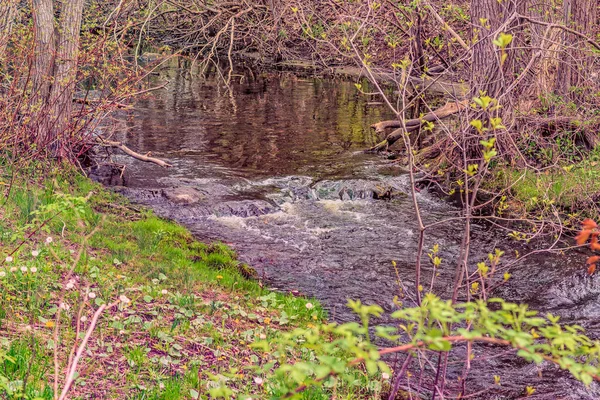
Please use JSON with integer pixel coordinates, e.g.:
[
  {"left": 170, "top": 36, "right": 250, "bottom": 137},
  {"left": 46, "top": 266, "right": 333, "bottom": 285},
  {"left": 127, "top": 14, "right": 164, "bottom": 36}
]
[{"left": 162, "top": 187, "right": 204, "bottom": 205}]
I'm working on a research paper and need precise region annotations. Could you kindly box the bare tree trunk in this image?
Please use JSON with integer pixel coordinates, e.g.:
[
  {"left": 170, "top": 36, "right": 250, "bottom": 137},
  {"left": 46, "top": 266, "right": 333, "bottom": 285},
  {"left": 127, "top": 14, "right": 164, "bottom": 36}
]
[
  {"left": 31, "top": 0, "right": 85, "bottom": 156},
  {"left": 555, "top": 0, "right": 597, "bottom": 97},
  {"left": 0, "top": 0, "right": 16, "bottom": 61},
  {"left": 470, "top": 0, "right": 517, "bottom": 98},
  {"left": 32, "top": 0, "right": 55, "bottom": 104},
  {"left": 48, "top": 0, "right": 85, "bottom": 157}
]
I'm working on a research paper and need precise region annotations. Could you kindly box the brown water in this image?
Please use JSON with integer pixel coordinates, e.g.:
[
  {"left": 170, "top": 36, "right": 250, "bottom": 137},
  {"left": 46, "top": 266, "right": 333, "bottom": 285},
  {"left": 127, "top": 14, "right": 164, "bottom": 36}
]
[{"left": 97, "top": 67, "right": 600, "bottom": 399}]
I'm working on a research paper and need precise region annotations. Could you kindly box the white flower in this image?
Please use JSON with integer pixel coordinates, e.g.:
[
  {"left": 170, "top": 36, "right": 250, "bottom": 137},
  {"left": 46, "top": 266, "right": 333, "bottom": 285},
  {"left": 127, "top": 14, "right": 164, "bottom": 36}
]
[
  {"left": 31, "top": 250, "right": 39, "bottom": 257},
  {"left": 29, "top": 267, "right": 37, "bottom": 273},
  {"left": 119, "top": 295, "right": 131, "bottom": 304},
  {"left": 80, "top": 316, "right": 88, "bottom": 322},
  {"left": 69, "top": 249, "right": 75, "bottom": 254},
  {"left": 259, "top": 333, "right": 267, "bottom": 340},
  {"left": 305, "top": 303, "right": 314, "bottom": 309},
  {"left": 65, "top": 282, "right": 75, "bottom": 290},
  {"left": 119, "top": 330, "right": 126, "bottom": 335},
  {"left": 45, "top": 237, "right": 53, "bottom": 244},
  {"left": 159, "top": 382, "right": 165, "bottom": 390},
  {"left": 382, "top": 372, "right": 390, "bottom": 380},
  {"left": 161, "top": 289, "right": 168, "bottom": 295},
  {"left": 9, "top": 267, "right": 17, "bottom": 273},
  {"left": 0, "top": 271, "right": 5, "bottom": 278},
  {"left": 59, "top": 302, "right": 70, "bottom": 310},
  {"left": 20, "top": 266, "right": 27, "bottom": 273},
  {"left": 88, "top": 292, "right": 96, "bottom": 299},
  {"left": 253, "top": 377, "right": 264, "bottom": 385},
  {"left": 5, "top": 256, "right": 13, "bottom": 263}
]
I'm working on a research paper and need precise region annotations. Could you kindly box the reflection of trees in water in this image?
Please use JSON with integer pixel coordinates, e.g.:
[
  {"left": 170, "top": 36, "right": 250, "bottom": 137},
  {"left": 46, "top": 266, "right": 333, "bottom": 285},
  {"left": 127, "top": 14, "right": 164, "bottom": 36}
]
[{"left": 124, "top": 70, "right": 395, "bottom": 175}]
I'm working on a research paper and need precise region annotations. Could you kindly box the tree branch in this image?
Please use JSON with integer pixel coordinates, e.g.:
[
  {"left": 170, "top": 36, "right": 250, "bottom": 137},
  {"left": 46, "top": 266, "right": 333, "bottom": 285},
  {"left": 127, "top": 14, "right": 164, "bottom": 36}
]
[{"left": 97, "top": 138, "right": 172, "bottom": 168}]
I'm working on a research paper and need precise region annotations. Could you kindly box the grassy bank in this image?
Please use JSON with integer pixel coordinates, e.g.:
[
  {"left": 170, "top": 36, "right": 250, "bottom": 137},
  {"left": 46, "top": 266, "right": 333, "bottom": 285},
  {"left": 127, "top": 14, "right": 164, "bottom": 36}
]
[
  {"left": 0, "top": 167, "right": 381, "bottom": 399},
  {"left": 481, "top": 147, "right": 600, "bottom": 226}
]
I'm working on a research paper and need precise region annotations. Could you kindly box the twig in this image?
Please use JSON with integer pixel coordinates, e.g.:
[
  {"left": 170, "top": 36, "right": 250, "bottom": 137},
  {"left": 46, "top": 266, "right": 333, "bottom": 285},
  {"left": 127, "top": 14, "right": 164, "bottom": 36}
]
[
  {"left": 53, "top": 219, "right": 104, "bottom": 399},
  {"left": 57, "top": 300, "right": 120, "bottom": 400}
]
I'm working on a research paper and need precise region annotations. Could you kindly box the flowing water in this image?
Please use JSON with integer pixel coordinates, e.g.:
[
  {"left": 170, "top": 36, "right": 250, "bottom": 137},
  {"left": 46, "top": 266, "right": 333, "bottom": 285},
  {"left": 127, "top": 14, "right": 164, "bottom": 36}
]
[{"left": 97, "top": 67, "right": 600, "bottom": 398}]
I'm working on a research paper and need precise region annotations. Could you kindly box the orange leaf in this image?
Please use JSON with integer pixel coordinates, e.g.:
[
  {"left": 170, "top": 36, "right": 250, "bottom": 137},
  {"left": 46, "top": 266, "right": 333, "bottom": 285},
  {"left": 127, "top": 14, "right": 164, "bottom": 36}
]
[
  {"left": 583, "top": 219, "right": 598, "bottom": 230},
  {"left": 588, "top": 264, "right": 597, "bottom": 275},
  {"left": 576, "top": 229, "right": 592, "bottom": 245},
  {"left": 587, "top": 256, "right": 600, "bottom": 265},
  {"left": 591, "top": 236, "right": 600, "bottom": 251}
]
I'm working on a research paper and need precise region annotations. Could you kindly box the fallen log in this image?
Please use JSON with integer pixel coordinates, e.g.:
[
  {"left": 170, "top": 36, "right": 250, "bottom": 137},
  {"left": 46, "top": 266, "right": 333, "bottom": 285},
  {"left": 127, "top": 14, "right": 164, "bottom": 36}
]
[
  {"left": 372, "top": 100, "right": 468, "bottom": 133},
  {"left": 368, "top": 101, "right": 467, "bottom": 152},
  {"left": 97, "top": 138, "right": 172, "bottom": 168},
  {"left": 369, "top": 126, "right": 420, "bottom": 152}
]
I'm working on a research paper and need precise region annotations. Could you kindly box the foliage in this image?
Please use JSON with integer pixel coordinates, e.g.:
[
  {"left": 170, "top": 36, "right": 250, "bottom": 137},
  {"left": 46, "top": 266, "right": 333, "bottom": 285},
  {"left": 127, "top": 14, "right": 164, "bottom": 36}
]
[{"left": 258, "top": 294, "right": 600, "bottom": 398}]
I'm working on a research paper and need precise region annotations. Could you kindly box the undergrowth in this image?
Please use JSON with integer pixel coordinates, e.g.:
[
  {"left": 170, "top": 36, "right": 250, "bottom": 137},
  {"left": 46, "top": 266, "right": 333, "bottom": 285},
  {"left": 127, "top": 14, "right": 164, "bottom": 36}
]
[{"left": 485, "top": 146, "right": 600, "bottom": 222}]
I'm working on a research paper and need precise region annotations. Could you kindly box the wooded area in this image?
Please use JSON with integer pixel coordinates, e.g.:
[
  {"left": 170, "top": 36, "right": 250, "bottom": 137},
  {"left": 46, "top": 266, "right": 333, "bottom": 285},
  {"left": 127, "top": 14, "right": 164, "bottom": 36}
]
[
  {"left": 1, "top": 0, "right": 598, "bottom": 169},
  {"left": 1, "top": 1, "right": 600, "bottom": 399}
]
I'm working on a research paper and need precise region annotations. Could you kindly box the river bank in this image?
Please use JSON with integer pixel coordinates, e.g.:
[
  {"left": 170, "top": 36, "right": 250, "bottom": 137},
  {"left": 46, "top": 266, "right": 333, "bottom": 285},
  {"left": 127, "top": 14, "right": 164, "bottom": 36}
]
[{"left": 0, "top": 166, "right": 391, "bottom": 399}]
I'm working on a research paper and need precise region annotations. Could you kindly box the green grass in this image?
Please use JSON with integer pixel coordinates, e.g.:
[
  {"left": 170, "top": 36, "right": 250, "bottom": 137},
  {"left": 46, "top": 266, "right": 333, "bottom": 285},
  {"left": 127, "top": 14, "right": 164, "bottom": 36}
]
[
  {"left": 486, "top": 147, "right": 600, "bottom": 220},
  {"left": 0, "top": 166, "right": 381, "bottom": 399}
]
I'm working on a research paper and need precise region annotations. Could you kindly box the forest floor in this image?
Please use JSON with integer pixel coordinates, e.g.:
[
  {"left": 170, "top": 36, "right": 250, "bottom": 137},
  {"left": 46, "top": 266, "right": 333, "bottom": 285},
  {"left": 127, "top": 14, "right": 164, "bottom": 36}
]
[{"left": 0, "top": 166, "right": 382, "bottom": 400}]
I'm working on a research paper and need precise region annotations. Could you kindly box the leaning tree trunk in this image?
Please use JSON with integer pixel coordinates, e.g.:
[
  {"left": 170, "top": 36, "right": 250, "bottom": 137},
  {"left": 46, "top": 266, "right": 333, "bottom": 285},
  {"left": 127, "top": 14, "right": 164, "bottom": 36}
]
[
  {"left": 555, "top": 0, "right": 597, "bottom": 98},
  {"left": 47, "top": 0, "right": 85, "bottom": 157}
]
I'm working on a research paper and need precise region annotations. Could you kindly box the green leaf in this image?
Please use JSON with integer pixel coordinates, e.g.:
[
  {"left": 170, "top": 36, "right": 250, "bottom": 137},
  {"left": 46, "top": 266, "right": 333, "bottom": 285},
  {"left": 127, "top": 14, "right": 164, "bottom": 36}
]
[
  {"left": 365, "top": 360, "right": 378, "bottom": 375},
  {"left": 428, "top": 339, "right": 452, "bottom": 352},
  {"left": 315, "top": 365, "right": 331, "bottom": 379}
]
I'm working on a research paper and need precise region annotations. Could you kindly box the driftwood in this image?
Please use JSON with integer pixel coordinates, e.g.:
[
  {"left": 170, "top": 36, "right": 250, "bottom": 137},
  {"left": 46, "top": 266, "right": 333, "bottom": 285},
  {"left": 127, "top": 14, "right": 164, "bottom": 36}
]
[
  {"left": 369, "top": 101, "right": 467, "bottom": 152},
  {"left": 97, "top": 138, "right": 172, "bottom": 168}
]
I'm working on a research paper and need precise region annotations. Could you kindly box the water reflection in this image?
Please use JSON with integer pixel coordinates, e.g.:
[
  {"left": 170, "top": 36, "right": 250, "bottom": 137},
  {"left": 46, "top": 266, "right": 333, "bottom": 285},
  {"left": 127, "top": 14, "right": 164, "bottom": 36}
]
[{"left": 118, "top": 68, "right": 395, "bottom": 185}]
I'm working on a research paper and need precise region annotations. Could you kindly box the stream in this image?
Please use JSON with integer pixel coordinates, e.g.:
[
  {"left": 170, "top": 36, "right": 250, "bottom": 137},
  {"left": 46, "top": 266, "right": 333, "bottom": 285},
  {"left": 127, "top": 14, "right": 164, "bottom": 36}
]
[{"left": 96, "top": 66, "right": 600, "bottom": 399}]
